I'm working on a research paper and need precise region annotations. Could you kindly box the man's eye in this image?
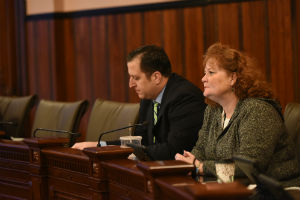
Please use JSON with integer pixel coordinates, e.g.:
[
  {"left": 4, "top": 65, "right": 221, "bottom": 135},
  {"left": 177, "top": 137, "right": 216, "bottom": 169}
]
[{"left": 130, "top": 76, "right": 139, "bottom": 80}]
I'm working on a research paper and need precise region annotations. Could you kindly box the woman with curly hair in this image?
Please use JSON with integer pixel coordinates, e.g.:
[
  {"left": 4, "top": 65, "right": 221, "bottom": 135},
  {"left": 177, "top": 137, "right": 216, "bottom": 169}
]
[{"left": 175, "top": 43, "right": 299, "bottom": 189}]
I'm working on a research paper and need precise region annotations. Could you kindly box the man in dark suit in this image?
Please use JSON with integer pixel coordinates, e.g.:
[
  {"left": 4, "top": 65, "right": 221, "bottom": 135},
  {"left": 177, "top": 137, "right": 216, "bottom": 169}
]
[{"left": 127, "top": 45, "right": 206, "bottom": 160}]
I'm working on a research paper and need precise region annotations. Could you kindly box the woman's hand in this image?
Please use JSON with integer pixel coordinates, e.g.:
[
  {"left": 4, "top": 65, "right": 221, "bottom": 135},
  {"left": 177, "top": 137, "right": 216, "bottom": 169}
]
[
  {"left": 175, "top": 150, "right": 195, "bottom": 164},
  {"left": 175, "top": 150, "right": 203, "bottom": 174}
]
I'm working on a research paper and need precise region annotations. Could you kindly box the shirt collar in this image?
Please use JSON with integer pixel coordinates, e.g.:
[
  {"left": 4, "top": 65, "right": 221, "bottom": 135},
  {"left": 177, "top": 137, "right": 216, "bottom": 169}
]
[{"left": 154, "top": 86, "right": 166, "bottom": 104}]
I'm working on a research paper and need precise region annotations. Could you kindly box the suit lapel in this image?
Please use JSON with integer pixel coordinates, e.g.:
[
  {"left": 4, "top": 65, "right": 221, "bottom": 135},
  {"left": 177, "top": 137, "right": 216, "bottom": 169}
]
[
  {"left": 156, "top": 102, "right": 164, "bottom": 125},
  {"left": 155, "top": 74, "right": 174, "bottom": 126}
]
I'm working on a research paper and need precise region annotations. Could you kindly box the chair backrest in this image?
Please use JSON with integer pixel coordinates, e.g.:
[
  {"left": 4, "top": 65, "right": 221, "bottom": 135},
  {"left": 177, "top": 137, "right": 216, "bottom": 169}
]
[
  {"left": 32, "top": 99, "right": 88, "bottom": 140},
  {"left": 284, "top": 103, "right": 300, "bottom": 164},
  {"left": 0, "top": 95, "right": 37, "bottom": 138},
  {"left": 85, "top": 99, "right": 140, "bottom": 142}
]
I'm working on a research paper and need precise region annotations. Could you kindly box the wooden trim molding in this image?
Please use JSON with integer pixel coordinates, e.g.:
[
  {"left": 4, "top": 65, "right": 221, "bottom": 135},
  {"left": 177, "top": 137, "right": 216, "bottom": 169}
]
[
  {"left": 26, "top": 0, "right": 254, "bottom": 18},
  {"left": 26, "top": 0, "right": 183, "bottom": 15}
]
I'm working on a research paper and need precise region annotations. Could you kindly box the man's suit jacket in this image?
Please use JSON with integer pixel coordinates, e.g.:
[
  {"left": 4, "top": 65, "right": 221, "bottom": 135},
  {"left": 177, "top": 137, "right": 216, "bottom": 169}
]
[{"left": 134, "top": 73, "right": 206, "bottom": 160}]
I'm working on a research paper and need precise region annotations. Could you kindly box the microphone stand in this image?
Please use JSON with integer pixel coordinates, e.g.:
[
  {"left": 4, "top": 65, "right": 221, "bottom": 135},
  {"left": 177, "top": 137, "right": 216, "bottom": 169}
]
[{"left": 97, "top": 121, "right": 148, "bottom": 147}]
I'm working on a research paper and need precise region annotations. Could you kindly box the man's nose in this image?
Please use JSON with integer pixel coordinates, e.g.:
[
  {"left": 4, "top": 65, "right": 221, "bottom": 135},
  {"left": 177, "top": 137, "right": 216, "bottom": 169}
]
[{"left": 129, "top": 78, "right": 135, "bottom": 88}]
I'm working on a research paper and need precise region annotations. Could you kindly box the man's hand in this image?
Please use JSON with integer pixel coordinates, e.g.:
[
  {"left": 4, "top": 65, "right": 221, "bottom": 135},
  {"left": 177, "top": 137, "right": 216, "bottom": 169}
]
[{"left": 72, "top": 141, "right": 97, "bottom": 150}]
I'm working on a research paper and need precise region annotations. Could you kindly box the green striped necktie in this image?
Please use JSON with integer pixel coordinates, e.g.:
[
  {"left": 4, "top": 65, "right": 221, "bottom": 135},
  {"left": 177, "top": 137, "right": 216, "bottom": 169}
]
[
  {"left": 153, "top": 101, "right": 160, "bottom": 143},
  {"left": 153, "top": 101, "right": 159, "bottom": 125}
]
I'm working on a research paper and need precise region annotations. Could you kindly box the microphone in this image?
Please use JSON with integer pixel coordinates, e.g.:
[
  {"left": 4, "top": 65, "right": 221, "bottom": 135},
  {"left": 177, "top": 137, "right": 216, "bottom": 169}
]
[
  {"left": 0, "top": 121, "right": 17, "bottom": 126},
  {"left": 97, "top": 121, "right": 148, "bottom": 147},
  {"left": 33, "top": 128, "right": 81, "bottom": 146}
]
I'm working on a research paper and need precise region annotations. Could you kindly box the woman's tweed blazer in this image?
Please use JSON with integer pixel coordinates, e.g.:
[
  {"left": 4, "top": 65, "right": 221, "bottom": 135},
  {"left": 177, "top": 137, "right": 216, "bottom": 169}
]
[{"left": 191, "top": 98, "right": 300, "bottom": 187}]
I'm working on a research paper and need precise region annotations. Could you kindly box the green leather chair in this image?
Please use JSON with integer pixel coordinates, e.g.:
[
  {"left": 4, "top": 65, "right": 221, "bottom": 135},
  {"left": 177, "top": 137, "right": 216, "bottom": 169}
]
[
  {"left": 31, "top": 99, "right": 88, "bottom": 146},
  {"left": 0, "top": 95, "right": 37, "bottom": 138},
  {"left": 284, "top": 103, "right": 300, "bottom": 164},
  {"left": 85, "top": 99, "right": 140, "bottom": 142}
]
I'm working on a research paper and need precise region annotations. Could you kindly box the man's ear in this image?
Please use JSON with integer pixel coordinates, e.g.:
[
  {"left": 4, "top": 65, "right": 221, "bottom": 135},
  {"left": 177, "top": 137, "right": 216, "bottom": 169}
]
[{"left": 152, "top": 71, "right": 162, "bottom": 84}]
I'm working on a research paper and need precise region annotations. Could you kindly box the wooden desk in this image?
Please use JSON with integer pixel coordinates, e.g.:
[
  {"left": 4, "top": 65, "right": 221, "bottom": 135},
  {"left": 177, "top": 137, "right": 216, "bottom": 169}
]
[
  {"left": 42, "top": 145, "right": 133, "bottom": 200},
  {"left": 0, "top": 140, "right": 253, "bottom": 200},
  {"left": 137, "top": 161, "right": 253, "bottom": 200},
  {"left": 0, "top": 138, "right": 69, "bottom": 199},
  {"left": 0, "top": 139, "right": 30, "bottom": 199},
  {"left": 101, "top": 159, "right": 148, "bottom": 199}
]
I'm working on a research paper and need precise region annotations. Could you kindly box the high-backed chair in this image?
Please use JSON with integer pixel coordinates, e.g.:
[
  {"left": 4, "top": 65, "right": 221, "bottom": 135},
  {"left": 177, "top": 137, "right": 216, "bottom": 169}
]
[
  {"left": 85, "top": 99, "right": 140, "bottom": 142},
  {"left": 0, "top": 95, "right": 37, "bottom": 138},
  {"left": 284, "top": 103, "right": 300, "bottom": 164},
  {"left": 31, "top": 99, "right": 88, "bottom": 146}
]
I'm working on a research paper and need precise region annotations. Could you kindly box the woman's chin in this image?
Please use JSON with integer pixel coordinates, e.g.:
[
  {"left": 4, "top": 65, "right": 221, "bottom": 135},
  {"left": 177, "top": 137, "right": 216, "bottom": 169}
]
[{"left": 203, "top": 92, "right": 210, "bottom": 97}]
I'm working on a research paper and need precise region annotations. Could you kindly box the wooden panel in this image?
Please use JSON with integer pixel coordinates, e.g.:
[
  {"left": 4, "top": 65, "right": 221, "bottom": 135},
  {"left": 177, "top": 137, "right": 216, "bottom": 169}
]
[
  {"left": 26, "top": 20, "right": 55, "bottom": 99},
  {"left": 293, "top": 0, "right": 300, "bottom": 102},
  {"left": 90, "top": 15, "right": 110, "bottom": 101},
  {"left": 26, "top": 21, "right": 39, "bottom": 96},
  {"left": 124, "top": 12, "right": 143, "bottom": 103},
  {"left": 52, "top": 19, "right": 67, "bottom": 101},
  {"left": 107, "top": 14, "right": 127, "bottom": 102},
  {"left": 0, "top": 139, "right": 253, "bottom": 199},
  {"left": 0, "top": 141, "right": 31, "bottom": 199},
  {"left": 216, "top": 2, "right": 241, "bottom": 49},
  {"left": 268, "top": 0, "right": 294, "bottom": 107},
  {"left": 202, "top": 4, "right": 218, "bottom": 49},
  {"left": 60, "top": 18, "right": 77, "bottom": 101},
  {"left": 163, "top": 9, "right": 185, "bottom": 76},
  {"left": 144, "top": 10, "right": 163, "bottom": 45},
  {"left": 183, "top": 6, "right": 205, "bottom": 89},
  {"left": 0, "top": 0, "right": 17, "bottom": 96},
  {"left": 241, "top": 1, "right": 267, "bottom": 76},
  {"left": 73, "top": 17, "right": 94, "bottom": 101},
  {"left": 35, "top": 20, "right": 55, "bottom": 100}
]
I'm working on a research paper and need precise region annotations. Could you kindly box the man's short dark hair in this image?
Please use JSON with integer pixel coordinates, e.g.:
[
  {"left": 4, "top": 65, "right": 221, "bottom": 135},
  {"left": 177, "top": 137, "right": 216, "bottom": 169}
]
[{"left": 127, "top": 45, "right": 172, "bottom": 78}]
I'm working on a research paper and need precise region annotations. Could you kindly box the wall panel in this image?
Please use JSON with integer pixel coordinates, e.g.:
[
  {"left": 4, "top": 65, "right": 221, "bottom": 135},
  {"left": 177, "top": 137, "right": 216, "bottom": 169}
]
[
  {"left": 107, "top": 14, "right": 128, "bottom": 102},
  {"left": 163, "top": 9, "right": 185, "bottom": 75},
  {"left": 202, "top": 4, "right": 218, "bottom": 49},
  {"left": 0, "top": 0, "right": 19, "bottom": 95},
  {"left": 91, "top": 15, "right": 110, "bottom": 101},
  {"left": 292, "top": 0, "right": 299, "bottom": 101},
  {"left": 73, "top": 17, "right": 94, "bottom": 101},
  {"left": 144, "top": 10, "right": 164, "bottom": 45},
  {"left": 241, "top": 1, "right": 267, "bottom": 76},
  {"left": 59, "top": 18, "right": 77, "bottom": 101},
  {"left": 26, "top": 21, "right": 37, "bottom": 96},
  {"left": 268, "top": 0, "right": 294, "bottom": 107},
  {"left": 35, "top": 20, "right": 55, "bottom": 100},
  {"left": 216, "top": 2, "right": 241, "bottom": 49},
  {"left": 183, "top": 7, "right": 205, "bottom": 88},
  {"left": 124, "top": 12, "right": 144, "bottom": 103}
]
